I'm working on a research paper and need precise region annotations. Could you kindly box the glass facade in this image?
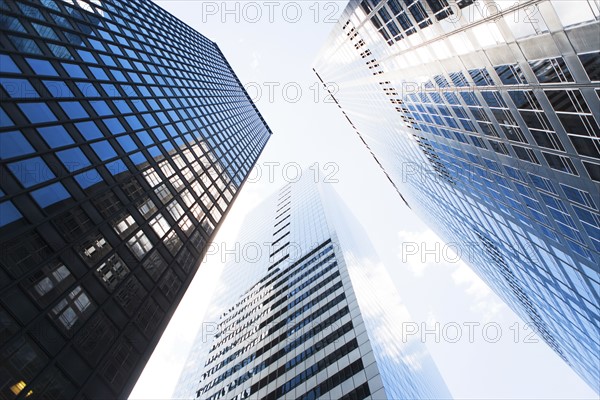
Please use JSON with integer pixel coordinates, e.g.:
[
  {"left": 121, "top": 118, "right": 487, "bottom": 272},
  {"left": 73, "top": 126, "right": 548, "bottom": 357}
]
[
  {"left": 314, "top": 0, "right": 599, "bottom": 391},
  {"left": 0, "top": 0, "right": 271, "bottom": 398},
  {"left": 174, "top": 174, "right": 451, "bottom": 399}
]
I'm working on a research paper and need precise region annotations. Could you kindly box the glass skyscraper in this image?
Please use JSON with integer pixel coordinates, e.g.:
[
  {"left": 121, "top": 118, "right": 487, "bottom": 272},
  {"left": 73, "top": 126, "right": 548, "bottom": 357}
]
[
  {"left": 0, "top": 0, "right": 271, "bottom": 398},
  {"left": 174, "top": 174, "right": 451, "bottom": 400},
  {"left": 314, "top": 0, "right": 599, "bottom": 391}
]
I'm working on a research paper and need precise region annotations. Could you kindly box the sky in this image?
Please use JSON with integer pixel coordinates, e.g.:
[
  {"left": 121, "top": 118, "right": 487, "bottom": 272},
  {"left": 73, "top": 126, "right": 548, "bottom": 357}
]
[{"left": 130, "top": 1, "right": 597, "bottom": 399}]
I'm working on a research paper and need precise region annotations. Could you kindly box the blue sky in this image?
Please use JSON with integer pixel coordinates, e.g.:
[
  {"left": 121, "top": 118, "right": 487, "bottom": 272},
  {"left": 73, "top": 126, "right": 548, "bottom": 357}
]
[{"left": 130, "top": 1, "right": 596, "bottom": 398}]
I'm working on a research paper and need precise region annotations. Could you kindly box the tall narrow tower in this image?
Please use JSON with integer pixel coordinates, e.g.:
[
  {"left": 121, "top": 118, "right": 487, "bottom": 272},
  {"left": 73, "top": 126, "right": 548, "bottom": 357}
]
[
  {"left": 314, "top": 0, "right": 599, "bottom": 390},
  {"left": 175, "top": 174, "right": 451, "bottom": 400},
  {"left": 0, "top": 0, "right": 271, "bottom": 398}
]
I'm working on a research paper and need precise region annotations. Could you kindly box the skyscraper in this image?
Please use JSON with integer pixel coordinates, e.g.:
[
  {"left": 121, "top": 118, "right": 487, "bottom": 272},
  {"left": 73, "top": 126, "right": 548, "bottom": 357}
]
[
  {"left": 174, "top": 174, "right": 451, "bottom": 400},
  {"left": 0, "top": 0, "right": 271, "bottom": 398},
  {"left": 314, "top": 0, "right": 599, "bottom": 390}
]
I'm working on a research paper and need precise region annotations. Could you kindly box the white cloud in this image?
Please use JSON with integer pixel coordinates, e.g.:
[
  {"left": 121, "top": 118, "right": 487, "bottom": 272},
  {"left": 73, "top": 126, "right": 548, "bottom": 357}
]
[
  {"left": 397, "top": 228, "right": 450, "bottom": 277},
  {"left": 250, "top": 51, "right": 260, "bottom": 70},
  {"left": 451, "top": 263, "right": 503, "bottom": 321}
]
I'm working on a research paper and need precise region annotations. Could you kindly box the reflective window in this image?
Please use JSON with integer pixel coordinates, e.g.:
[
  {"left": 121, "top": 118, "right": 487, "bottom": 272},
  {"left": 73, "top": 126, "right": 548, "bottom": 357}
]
[
  {"left": 8, "top": 157, "right": 55, "bottom": 187},
  {"left": 129, "top": 151, "right": 147, "bottom": 165},
  {"left": 30, "top": 263, "right": 72, "bottom": 301},
  {"left": 18, "top": 102, "right": 57, "bottom": 123},
  {"left": 56, "top": 148, "right": 91, "bottom": 171},
  {"left": 150, "top": 214, "right": 170, "bottom": 238},
  {"left": 105, "top": 159, "right": 127, "bottom": 176},
  {"left": 103, "top": 117, "right": 126, "bottom": 135},
  {"left": 0, "top": 107, "right": 14, "bottom": 127},
  {"left": 90, "top": 140, "right": 117, "bottom": 160},
  {"left": 74, "top": 169, "right": 103, "bottom": 189},
  {"left": 530, "top": 57, "right": 574, "bottom": 83},
  {"left": 37, "top": 125, "right": 74, "bottom": 149},
  {"left": 96, "top": 254, "right": 130, "bottom": 291},
  {"left": 76, "top": 82, "right": 100, "bottom": 97},
  {"left": 117, "top": 135, "right": 138, "bottom": 152},
  {"left": 90, "top": 100, "right": 112, "bottom": 116},
  {"left": 137, "top": 197, "right": 157, "bottom": 219},
  {"left": 26, "top": 58, "right": 59, "bottom": 76},
  {"left": 0, "top": 77, "right": 39, "bottom": 98},
  {"left": 543, "top": 152, "right": 578, "bottom": 175},
  {"left": 89, "top": 66, "right": 109, "bottom": 80},
  {"left": 75, "top": 120, "right": 103, "bottom": 140},
  {"left": 79, "top": 234, "right": 112, "bottom": 266},
  {"left": 578, "top": 51, "right": 599, "bottom": 81},
  {"left": 43, "top": 80, "right": 74, "bottom": 98},
  {"left": 61, "top": 62, "right": 87, "bottom": 78},
  {"left": 0, "top": 131, "right": 34, "bottom": 159},
  {"left": 0, "top": 201, "right": 22, "bottom": 227},
  {"left": 167, "top": 200, "right": 184, "bottom": 220},
  {"left": 30, "top": 182, "right": 71, "bottom": 208},
  {"left": 127, "top": 230, "right": 152, "bottom": 259},
  {"left": 50, "top": 286, "right": 93, "bottom": 330},
  {"left": 0, "top": 54, "right": 21, "bottom": 73},
  {"left": 59, "top": 101, "right": 88, "bottom": 119}
]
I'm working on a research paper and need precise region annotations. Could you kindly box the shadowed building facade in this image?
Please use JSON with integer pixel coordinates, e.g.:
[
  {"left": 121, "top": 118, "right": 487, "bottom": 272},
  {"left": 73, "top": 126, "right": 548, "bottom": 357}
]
[
  {"left": 174, "top": 174, "right": 451, "bottom": 400},
  {"left": 0, "top": 0, "right": 271, "bottom": 398},
  {"left": 314, "top": 0, "right": 599, "bottom": 391}
]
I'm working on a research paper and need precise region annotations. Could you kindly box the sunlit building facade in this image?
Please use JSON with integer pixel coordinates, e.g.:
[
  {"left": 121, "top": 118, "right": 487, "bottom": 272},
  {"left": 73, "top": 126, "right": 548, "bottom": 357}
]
[
  {"left": 314, "top": 0, "right": 599, "bottom": 390},
  {"left": 0, "top": 0, "right": 271, "bottom": 398},
  {"left": 174, "top": 175, "right": 451, "bottom": 400}
]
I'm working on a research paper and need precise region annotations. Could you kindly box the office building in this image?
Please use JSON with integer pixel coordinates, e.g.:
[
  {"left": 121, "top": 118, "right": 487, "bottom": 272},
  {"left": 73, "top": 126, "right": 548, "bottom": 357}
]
[
  {"left": 314, "top": 0, "right": 599, "bottom": 390},
  {"left": 0, "top": 0, "right": 271, "bottom": 398},
  {"left": 174, "top": 174, "right": 451, "bottom": 400}
]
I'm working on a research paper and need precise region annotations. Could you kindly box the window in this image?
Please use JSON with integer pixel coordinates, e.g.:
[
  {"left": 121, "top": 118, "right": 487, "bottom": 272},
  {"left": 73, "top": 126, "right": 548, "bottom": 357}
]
[
  {"left": 79, "top": 234, "right": 112, "bottom": 266},
  {"left": 51, "top": 286, "right": 93, "bottom": 330},
  {"left": 90, "top": 140, "right": 117, "bottom": 160},
  {"left": 28, "top": 262, "right": 73, "bottom": 305},
  {"left": 127, "top": 230, "right": 152, "bottom": 259},
  {"left": 158, "top": 269, "right": 181, "bottom": 300},
  {"left": 56, "top": 148, "right": 91, "bottom": 171},
  {"left": 154, "top": 183, "right": 173, "bottom": 204},
  {"left": 134, "top": 197, "right": 156, "bottom": 220},
  {"left": 93, "top": 190, "right": 122, "bottom": 218},
  {"left": 179, "top": 215, "right": 193, "bottom": 235},
  {"left": 0, "top": 131, "right": 34, "bottom": 159},
  {"left": 0, "top": 201, "right": 22, "bottom": 227},
  {"left": 0, "top": 54, "right": 21, "bottom": 73},
  {"left": 18, "top": 102, "right": 57, "bottom": 124},
  {"left": 61, "top": 62, "right": 87, "bottom": 78},
  {"left": 543, "top": 152, "right": 578, "bottom": 175},
  {"left": 529, "top": 57, "right": 574, "bottom": 83},
  {"left": 112, "top": 213, "right": 138, "bottom": 238},
  {"left": 167, "top": 200, "right": 184, "bottom": 220},
  {"left": 143, "top": 167, "right": 161, "bottom": 187},
  {"left": 75, "top": 167, "right": 103, "bottom": 188},
  {"left": 570, "top": 137, "right": 600, "bottom": 159},
  {"left": 75, "top": 120, "right": 103, "bottom": 140},
  {"left": 469, "top": 68, "right": 493, "bottom": 86},
  {"left": 494, "top": 64, "right": 526, "bottom": 85},
  {"left": 59, "top": 101, "right": 88, "bottom": 119},
  {"left": 150, "top": 214, "right": 170, "bottom": 238},
  {"left": 26, "top": 58, "right": 58, "bottom": 76},
  {"left": 96, "top": 254, "right": 130, "bottom": 291},
  {"left": 142, "top": 250, "right": 167, "bottom": 281},
  {"left": 115, "top": 276, "right": 147, "bottom": 316},
  {"left": 0, "top": 77, "right": 39, "bottom": 98},
  {"left": 117, "top": 135, "right": 138, "bottom": 152},
  {"left": 164, "top": 230, "right": 182, "bottom": 255},
  {"left": 578, "top": 51, "right": 600, "bottom": 81},
  {"left": 8, "top": 157, "right": 55, "bottom": 188},
  {"left": 53, "top": 207, "right": 93, "bottom": 241}
]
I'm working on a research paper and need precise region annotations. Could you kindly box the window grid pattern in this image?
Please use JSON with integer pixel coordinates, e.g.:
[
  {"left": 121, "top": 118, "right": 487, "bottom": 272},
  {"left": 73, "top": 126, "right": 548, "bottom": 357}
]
[
  {"left": 0, "top": 0, "right": 271, "bottom": 398},
  {"left": 314, "top": 0, "right": 600, "bottom": 389}
]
